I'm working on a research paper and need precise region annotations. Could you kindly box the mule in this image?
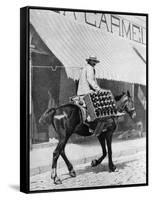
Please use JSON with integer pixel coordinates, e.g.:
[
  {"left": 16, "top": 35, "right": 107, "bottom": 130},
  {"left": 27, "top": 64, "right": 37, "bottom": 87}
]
[{"left": 39, "top": 91, "right": 136, "bottom": 184}]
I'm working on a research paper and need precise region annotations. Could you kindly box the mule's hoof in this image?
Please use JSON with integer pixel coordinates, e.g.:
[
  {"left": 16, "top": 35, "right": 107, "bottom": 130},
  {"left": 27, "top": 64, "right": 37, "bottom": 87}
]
[
  {"left": 109, "top": 165, "right": 118, "bottom": 172},
  {"left": 54, "top": 176, "right": 62, "bottom": 185},
  {"left": 91, "top": 159, "right": 99, "bottom": 167},
  {"left": 69, "top": 170, "right": 76, "bottom": 177},
  {"left": 114, "top": 168, "right": 119, "bottom": 172}
]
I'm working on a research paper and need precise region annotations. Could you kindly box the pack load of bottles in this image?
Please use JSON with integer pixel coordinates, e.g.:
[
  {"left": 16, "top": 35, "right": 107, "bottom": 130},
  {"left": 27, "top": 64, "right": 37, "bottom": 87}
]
[{"left": 84, "top": 90, "right": 117, "bottom": 121}]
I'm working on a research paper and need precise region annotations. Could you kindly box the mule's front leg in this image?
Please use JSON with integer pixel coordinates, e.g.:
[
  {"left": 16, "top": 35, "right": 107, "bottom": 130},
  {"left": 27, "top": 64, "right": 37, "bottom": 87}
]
[
  {"left": 91, "top": 135, "right": 107, "bottom": 167},
  {"left": 106, "top": 135, "right": 118, "bottom": 172}
]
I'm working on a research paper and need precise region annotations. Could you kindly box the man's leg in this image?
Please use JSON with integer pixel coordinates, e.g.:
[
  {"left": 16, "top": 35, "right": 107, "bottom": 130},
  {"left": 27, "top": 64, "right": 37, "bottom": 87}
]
[{"left": 94, "top": 120, "right": 105, "bottom": 137}]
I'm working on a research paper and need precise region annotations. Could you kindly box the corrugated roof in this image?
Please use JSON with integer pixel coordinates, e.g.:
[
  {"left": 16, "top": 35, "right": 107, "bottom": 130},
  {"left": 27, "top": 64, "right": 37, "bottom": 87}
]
[{"left": 30, "top": 10, "right": 146, "bottom": 85}]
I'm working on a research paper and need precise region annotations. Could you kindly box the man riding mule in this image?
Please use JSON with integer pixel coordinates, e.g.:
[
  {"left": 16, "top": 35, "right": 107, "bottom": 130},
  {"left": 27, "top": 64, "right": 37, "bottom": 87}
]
[
  {"left": 74, "top": 56, "right": 123, "bottom": 136},
  {"left": 39, "top": 84, "right": 136, "bottom": 184},
  {"left": 38, "top": 51, "right": 135, "bottom": 185}
]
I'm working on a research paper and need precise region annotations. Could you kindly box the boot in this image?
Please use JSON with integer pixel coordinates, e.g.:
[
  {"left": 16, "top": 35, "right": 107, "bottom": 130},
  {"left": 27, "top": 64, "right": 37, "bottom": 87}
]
[{"left": 94, "top": 121, "right": 105, "bottom": 137}]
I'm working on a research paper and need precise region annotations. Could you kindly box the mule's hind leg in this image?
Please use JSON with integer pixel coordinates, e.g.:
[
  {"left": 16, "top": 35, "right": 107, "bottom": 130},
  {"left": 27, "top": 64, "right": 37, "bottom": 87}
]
[
  {"left": 51, "top": 142, "right": 62, "bottom": 184},
  {"left": 91, "top": 134, "right": 107, "bottom": 167},
  {"left": 61, "top": 149, "right": 76, "bottom": 177},
  {"left": 51, "top": 137, "right": 68, "bottom": 184}
]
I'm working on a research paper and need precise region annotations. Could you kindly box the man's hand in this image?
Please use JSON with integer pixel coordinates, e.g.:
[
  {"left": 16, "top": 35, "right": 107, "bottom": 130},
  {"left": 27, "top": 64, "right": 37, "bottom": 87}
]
[
  {"left": 96, "top": 89, "right": 111, "bottom": 96},
  {"left": 96, "top": 89, "right": 106, "bottom": 94}
]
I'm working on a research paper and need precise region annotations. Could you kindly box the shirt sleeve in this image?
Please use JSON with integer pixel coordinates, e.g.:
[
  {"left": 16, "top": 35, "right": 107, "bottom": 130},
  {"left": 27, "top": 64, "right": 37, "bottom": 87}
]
[{"left": 86, "top": 65, "right": 101, "bottom": 91}]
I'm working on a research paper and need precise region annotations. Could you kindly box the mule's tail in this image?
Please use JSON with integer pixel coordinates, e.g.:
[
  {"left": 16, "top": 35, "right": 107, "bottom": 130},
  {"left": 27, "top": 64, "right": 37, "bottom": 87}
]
[
  {"left": 39, "top": 107, "right": 56, "bottom": 126},
  {"left": 48, "top": 107, "right": 56, "bottom": 122}
]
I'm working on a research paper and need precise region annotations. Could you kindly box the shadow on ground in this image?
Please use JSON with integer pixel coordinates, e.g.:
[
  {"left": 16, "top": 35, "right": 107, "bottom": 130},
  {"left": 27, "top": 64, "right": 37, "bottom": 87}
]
[{"left": 61, "top": 157, "right": 139, "bottom": 182}]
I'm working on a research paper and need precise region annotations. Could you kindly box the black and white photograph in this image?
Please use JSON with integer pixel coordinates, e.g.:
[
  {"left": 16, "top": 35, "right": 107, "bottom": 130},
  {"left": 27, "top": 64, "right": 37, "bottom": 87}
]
[{"left": 20, "top": 6, "right": 148, "bottom": 193}]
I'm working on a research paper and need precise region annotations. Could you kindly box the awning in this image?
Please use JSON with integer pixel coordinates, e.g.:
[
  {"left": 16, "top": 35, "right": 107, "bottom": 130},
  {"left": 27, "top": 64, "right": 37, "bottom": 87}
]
[{"left": 30, "top": 9, "right": 146, "bottom": 85}]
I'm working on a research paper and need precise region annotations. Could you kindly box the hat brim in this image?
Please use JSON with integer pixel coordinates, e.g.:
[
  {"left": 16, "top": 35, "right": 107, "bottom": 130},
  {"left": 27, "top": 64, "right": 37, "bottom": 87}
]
[{"left": 86, "top": 58, "right": 100, "bottom": 63}]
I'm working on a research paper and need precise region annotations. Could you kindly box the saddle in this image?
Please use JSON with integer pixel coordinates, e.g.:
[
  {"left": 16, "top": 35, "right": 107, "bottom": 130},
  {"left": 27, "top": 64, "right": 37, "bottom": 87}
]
[{"left": 69, "top": 95, "right": 87, "bottom": 123}]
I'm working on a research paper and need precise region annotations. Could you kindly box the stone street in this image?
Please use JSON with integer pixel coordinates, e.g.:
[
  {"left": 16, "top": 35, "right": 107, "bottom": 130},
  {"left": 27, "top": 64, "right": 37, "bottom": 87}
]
[{"left": 30, "top": 150, "right": 146, "bottom": 191}]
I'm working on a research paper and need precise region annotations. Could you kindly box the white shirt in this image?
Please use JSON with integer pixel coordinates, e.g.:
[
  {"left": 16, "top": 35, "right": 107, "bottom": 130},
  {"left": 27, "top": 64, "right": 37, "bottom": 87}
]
[{"left": 77, "top": 64, "right": 101, "bottom": 96}]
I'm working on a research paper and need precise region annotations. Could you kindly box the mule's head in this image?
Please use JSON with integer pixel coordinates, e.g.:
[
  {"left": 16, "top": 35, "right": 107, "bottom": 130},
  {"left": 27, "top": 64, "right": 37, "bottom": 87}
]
[
  {"left": 118, "top": 90, "right": 136, "bottom": 119},
  {"left": 39, "top": 108, "right": 55, "bottom": 126}
]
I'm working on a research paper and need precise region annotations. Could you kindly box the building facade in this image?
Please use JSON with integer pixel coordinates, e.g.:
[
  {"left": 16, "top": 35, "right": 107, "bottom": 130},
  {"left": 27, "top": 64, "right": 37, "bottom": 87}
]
[{"left": 29, "top": 10, "right": 146, "bottom": 144}]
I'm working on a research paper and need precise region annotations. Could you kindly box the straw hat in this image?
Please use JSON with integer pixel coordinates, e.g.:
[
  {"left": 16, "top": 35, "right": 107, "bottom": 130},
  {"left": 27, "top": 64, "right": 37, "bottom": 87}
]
[{"left": 86, "top": 56, "right": 100, "bottom": 63}]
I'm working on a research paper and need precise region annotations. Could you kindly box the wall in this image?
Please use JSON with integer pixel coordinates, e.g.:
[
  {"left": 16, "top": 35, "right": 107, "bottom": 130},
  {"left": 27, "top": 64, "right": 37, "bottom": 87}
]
[
  {"left": 31, "top": 67, "right": 61, "bottom": 143},
  {"left": 134, "top": 84, "right": 146, "bottom": 130}
]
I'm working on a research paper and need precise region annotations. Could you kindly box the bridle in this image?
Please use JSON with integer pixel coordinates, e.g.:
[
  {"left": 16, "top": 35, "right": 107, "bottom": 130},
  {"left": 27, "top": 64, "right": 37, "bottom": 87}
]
[{"left": 118, "top": 94, "right": 135, "bottom": 114}]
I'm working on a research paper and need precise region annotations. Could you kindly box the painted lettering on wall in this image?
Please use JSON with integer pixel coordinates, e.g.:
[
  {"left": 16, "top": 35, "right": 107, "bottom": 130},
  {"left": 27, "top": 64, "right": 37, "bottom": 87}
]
[{"left": 59, "top": 11, "right": 146, "bottom": 45}]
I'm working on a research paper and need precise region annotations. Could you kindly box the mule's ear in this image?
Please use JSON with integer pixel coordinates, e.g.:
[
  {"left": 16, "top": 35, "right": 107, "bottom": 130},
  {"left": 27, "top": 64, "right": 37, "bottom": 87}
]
[
  {"left": 48, "top": 90, "right": 51, "bottom": 97},
  {"left": 127, "top": 90, "right": 131, "bottom": 97}
]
